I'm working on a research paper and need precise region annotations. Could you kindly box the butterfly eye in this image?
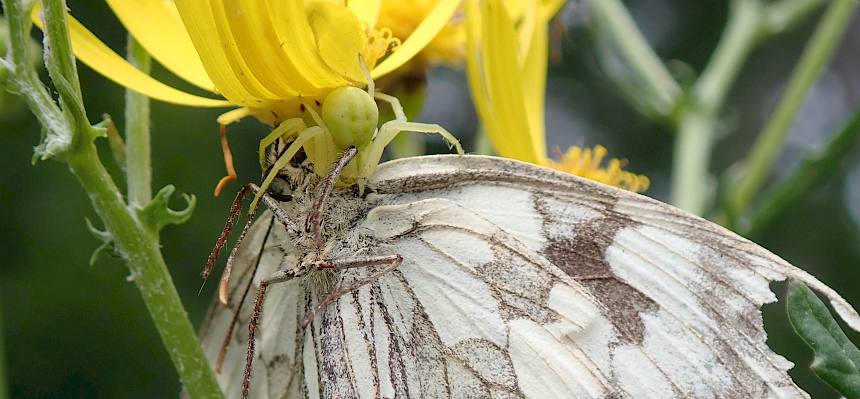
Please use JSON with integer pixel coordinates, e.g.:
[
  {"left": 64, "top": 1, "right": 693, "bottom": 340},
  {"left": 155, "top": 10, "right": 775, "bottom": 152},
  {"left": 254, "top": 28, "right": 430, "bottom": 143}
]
[{"left": 321, "top": 86, "right": 379, "bottom": 150}]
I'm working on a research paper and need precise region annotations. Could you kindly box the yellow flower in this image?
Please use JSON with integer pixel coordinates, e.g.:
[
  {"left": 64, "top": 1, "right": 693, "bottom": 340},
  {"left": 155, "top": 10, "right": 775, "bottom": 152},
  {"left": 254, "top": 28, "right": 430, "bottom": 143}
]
[
  {"left": 32, "top": 0, "right": 462, "bottom": 193},
  {"left": 465, "top": 0, "right": 650, "bottom": 192},
  {"left": 377, "top": 0, "right": 466, "bottom": 71},
  {"left": 35, "top": 0, "right": 459, "bottom": 121}
]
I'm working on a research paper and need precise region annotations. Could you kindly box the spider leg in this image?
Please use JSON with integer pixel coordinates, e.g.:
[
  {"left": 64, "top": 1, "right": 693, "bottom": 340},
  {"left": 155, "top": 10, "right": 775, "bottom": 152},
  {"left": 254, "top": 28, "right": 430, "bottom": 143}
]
[
  {"left": 374, "top": 92, "right": 407, "bottom": 122},
  {"left": 359, "top": 53, "right": 375, "bottom": 97},
  {"left": 306, "top": 147, "right": 358, "bottom": 249},
  {"left": 301, "top": 254, "right": 403, "bottom": 327},
  {"left": 257, "top": 118, "right": 305, "bottom": 169},
  {"left": 361, "top": 120, "right": 465, "bottom": 176},
  {"left": 250, "top": 126, "right": 324, "bottom": 212}
]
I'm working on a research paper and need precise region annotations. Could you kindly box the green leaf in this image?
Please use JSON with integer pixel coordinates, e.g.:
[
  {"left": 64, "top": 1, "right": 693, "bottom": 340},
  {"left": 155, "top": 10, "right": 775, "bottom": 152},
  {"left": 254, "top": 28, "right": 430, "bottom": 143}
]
[
  {"left": 136, "top": 185, "right": 196, "bottom": 234},
  {"left": 787, "top": 281, "right": 860, "bottom": 397}
]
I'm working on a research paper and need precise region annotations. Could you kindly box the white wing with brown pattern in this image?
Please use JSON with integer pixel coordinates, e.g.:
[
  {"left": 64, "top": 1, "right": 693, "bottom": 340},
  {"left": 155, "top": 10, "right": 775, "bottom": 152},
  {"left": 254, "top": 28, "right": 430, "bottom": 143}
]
[{"left": 200, "top": 154, "right": 860, "bottom": 398}]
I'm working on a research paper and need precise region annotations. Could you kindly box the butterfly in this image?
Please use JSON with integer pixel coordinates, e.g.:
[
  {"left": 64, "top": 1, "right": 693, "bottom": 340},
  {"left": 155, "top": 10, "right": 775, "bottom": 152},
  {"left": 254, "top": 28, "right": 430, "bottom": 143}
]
[{"left": 199, "top": 153, "right": 860, "bottom": 399}]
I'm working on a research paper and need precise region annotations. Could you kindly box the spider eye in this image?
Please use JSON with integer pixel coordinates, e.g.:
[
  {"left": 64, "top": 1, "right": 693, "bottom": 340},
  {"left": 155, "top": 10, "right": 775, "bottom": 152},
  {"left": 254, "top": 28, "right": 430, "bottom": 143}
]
[{"left": 322, "top": 86, "right": 378, "bottom": 149}]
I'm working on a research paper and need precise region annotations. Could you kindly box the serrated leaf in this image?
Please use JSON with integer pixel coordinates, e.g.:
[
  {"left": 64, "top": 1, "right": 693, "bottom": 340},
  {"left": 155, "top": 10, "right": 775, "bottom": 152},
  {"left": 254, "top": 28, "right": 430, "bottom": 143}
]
[{"left": 787, "top": 281, "right": 860, "bottom": 398}]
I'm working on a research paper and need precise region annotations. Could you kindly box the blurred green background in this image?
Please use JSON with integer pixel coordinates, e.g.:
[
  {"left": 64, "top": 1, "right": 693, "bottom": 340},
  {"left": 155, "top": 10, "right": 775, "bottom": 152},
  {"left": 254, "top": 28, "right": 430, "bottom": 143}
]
[{"left": 1, "top": 1, "right": 859, "bottom": 397}]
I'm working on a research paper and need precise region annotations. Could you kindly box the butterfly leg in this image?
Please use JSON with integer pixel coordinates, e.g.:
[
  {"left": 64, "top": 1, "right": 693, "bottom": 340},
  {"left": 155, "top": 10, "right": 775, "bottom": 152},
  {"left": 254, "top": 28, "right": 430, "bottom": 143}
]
[
  {"left": 306, "top": 146, "right": 358, "bottom": 249},
  {"left": 242, "top": 265, "right": 313, "bottom": 399},
  {"left": 301, "top": 254, "right": 403, "bottom": 327},
  {"left": 202, "top": 183, "right": 300, "bottom": 302}
]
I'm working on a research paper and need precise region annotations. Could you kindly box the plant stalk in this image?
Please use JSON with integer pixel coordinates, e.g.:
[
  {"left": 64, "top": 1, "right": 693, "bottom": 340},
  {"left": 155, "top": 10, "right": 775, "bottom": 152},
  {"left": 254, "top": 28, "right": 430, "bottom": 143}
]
[
  {"left": 2, "top": 0, "right": 223, "bottom": 396},
  {"left": 588, "top": 0, "right": 681, "bottom": 116},
  {"left": 66, "top": 143, "right": 222, "bottom": 399},
  {"left": 726, "top": 0, "right": 857, "bottom": 219},
  {"left": 125, "top": 36, "right": 152, "bottom": 206},
  {"left": 671, "top": 0, "right": 763, "bottom": 214},
  {"left": 744, "top": 105, "right": 860, "bottom": 238}
]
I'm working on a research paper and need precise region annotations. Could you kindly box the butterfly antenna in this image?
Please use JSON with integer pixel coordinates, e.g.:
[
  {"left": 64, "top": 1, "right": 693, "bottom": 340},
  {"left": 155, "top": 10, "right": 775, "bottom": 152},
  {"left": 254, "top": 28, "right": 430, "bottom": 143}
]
[
  {"left": 220, "top": 215, "right": 258, "bottom": 304},
  {"left": 242, "top": 280, "right": 270, "bottom": 399},
  {"left": 216, "top": 216, "right": 276, "bottom": 373},
  {"left": 306, "top": 147, "right": 358, "bottom": 249},
  {"left": 201, "top": 185, "right": 253, "bottom": 295}
]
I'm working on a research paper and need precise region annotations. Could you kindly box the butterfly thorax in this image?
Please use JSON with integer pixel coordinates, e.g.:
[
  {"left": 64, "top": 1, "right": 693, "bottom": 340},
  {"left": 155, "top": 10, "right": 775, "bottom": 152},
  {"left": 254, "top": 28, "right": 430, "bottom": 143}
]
[{"left": 266, "top": 164, "right": 393, "bottom": 298}]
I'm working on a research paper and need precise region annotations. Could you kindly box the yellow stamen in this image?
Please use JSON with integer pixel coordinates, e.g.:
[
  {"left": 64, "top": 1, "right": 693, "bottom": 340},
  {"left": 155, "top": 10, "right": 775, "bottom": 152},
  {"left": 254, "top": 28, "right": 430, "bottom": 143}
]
[
  {"left": 364, "top": 25, "right": 402, "bottom": 67},
  {"left": 548, "top": 145, "right": 650, "bottom": 193}
]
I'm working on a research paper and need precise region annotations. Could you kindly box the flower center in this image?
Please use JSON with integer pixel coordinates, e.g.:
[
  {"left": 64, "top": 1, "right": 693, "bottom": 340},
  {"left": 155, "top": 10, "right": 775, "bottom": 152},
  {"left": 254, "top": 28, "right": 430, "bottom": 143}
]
[{"left": 363, "top": 25, "right": 401, "bottom": 68}]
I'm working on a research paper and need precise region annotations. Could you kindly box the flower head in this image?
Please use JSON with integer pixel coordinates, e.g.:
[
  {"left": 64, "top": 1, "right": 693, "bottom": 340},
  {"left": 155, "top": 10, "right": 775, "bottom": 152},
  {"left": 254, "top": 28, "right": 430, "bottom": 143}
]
[
  {"left": 33, "top": 0, "right": 465, "bottom": 195},
  {"left": 465, "top": 0, "right": 649, "bottom": 192},
  {"left": 377, "top": 0, "right": 465, "bottom": 70},
  {"left": 35, "top": 0, "right": 461, "bottom": 125}
]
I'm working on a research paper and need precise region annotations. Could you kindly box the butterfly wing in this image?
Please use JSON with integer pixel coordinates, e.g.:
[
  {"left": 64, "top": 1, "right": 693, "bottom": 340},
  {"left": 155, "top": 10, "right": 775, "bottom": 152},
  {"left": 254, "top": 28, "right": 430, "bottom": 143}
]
[
  {"left": 199, "top": 214, "right": 311, "bottom": 399},
  {"left": 203, "top": 154, "right": 860, "bottom": 398},
  {"left": 360, "top": 154, "right": 860, "bottom": 398},
  {"left": 312, "top": 196, "right": 604, "bottom": 398}
]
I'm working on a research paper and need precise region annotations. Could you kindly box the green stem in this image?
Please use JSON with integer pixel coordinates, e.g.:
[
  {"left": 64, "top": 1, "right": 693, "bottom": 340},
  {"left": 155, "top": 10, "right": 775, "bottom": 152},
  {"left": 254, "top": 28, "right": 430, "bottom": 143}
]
[
  {"left": 588, "top": 0, "right": 681, "bottom": 116},
  {"left": 726, "top": 0, "right": 857, "bottom": 219},
  {"left": 762, "top": 0, "right": 828, "bottom": 35},
  {"left": 125, "top": 36, "right": 152, "bottom": 206},
  {"left": 0, "top": 302, "right": 8, "bottom": 399},
  {"left": 671, "top": 0, "right": 763, "bottom": 214},
  {"left": 2, "top": 1, "right": 223, "bottom": 396},
  {"left": 66, "top": 143, "right": 221, "bottom": 398},
  {"left": 1, "top": 0, "right": 70, "bottom": 158},
  {"left": 744, "top": 105, "right": 860, "bottom": 238}
]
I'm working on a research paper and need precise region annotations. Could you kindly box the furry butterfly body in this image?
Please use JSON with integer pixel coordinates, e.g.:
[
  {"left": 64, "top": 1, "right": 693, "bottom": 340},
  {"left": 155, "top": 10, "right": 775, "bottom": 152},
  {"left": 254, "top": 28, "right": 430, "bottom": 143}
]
[{"left": 200, "top": 155, "right": 860, "bottom": 398}]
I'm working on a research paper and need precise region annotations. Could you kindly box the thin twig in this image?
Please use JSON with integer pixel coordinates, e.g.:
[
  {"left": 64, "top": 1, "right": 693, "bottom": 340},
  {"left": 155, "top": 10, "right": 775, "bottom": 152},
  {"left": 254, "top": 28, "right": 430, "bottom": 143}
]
[
  {"left": 125, "top": 36, "right": 152, "bottom": 206},
  {"left": 744, "top": 105, "right": 860, "bottom": 238},
  {"left": 725, "top": 0, "right": 858, "bottom": 222},
  {"left": 671, "top": 0, "right": 763, "bottom": 214}
]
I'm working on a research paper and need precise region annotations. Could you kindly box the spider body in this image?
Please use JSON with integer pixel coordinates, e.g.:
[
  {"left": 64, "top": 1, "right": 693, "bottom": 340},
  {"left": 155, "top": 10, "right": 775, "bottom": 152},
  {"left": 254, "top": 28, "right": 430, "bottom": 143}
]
[{"left": 249, "top": 78, "right": 464, "bottom": 212}]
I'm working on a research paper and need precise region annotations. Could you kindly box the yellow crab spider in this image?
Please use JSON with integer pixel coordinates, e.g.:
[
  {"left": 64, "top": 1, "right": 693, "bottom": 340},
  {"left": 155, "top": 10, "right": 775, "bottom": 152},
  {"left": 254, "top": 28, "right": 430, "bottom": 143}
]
[{"left": 248, "top": 68, "right": 465, "bottom": 213}]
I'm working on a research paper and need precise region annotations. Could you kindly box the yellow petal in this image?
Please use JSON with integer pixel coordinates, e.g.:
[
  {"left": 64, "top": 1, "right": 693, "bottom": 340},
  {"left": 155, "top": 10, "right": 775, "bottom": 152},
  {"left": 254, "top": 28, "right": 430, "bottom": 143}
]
[
  {"left": 268, "top": 0, "right": 350, "bottom": 91},
  {"left": 348, "top": 0, "right": 383, "bottom": 28},
  {"left": 542, "top": 0, "right": 566, "bottom": 18},
  {"left": 104, "top": 0, "right": 215, "bottom": 91},
  {"left": 371, "top": 0, "right": 461, "bottom": 78},
  {"left": 522, "top": 3, "right": 548, "bottom": 155},
  {"left": 466, "top": 0, "right": 542, "bottom": 163},
  {"left": 219, "top": 0, "right": 311, "bottom": 96},
  {"left": 32, "top": 5, "right": 229, "bottom": 107},
  {"left": 306, "top": 1, "right": 366, "bottom": 83},
  {"left": 174, "top": 0, "right": 276, "bottom": 106},
  {"left": 465, "top": 0, "right": 496, "bottom": 139}
]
